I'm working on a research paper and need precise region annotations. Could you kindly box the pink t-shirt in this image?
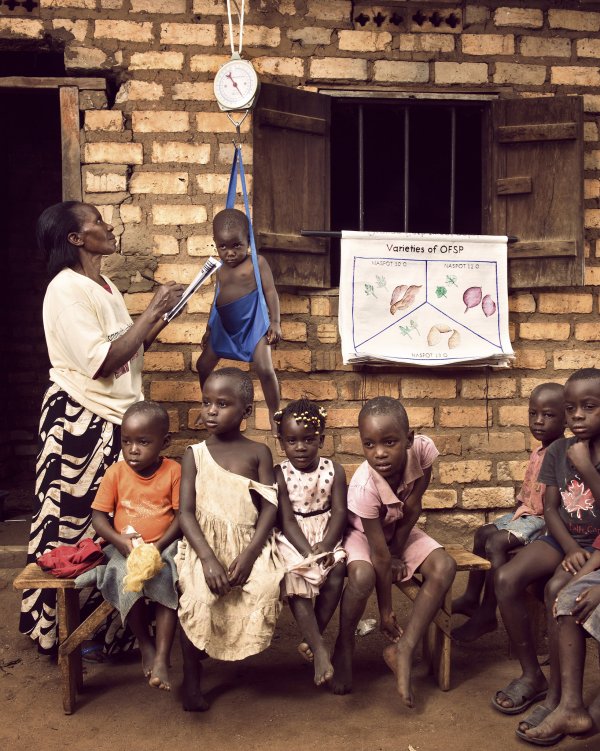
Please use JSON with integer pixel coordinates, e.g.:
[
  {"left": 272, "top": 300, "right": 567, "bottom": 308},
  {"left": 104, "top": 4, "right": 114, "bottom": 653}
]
[
  {"left": 512, "top": 445, "right": 547, "bottom": 520},
  {"left": 347, "top": 434, "right": 439, "bottom": 539}
]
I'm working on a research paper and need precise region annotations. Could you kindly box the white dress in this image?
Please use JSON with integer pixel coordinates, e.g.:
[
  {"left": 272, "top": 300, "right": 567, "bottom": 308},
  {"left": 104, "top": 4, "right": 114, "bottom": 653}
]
[{"left": 176, "top": 442, "right": 284, "bottom": 661}]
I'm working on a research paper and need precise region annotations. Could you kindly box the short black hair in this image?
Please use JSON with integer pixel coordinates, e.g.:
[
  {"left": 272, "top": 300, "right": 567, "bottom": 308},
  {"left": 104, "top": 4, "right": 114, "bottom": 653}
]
[
  {"left": 122, "top": 401, "right": 170, "bottom": 435},
  {"left": 37, "top": 201, "right": 87, "bottom": 278},
  {"left": 566, "top": 368, "right": 600, "bottom": 388},
  {"left": 208, "top": 367, "right": 254, "bottom": 406},
  {"left": 530, "top": 382, "right": 565, "bottom": 403},
  {"left": 358, "top": 396, "right": 410, "bottom": 434},
  {"left": 213, "top": 208, "right": 249, "bottom": 238},
  {"left": 274, "top": 398, "right": 327, "bottom": 436}
]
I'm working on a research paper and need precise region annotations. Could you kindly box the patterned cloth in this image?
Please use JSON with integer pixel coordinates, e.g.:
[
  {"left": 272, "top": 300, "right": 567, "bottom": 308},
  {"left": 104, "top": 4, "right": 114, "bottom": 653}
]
[
  {"left": 19, "top": 384, "right": 132, "bottom": 654},
  {"left": 274, "top": 458, "right": 346, "bottom": 599},
  {"left": 176, "top": 442, "right": 284, "bottom": 661}
]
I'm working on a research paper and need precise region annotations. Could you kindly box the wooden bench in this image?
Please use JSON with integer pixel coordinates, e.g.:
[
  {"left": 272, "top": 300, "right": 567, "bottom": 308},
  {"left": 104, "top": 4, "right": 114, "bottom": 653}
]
[
  {"left": 397, "top": 543, "right": 491, "bottom": 692},
  {"left": 14, "top": 563, "right": 115, "bottom": 714}
]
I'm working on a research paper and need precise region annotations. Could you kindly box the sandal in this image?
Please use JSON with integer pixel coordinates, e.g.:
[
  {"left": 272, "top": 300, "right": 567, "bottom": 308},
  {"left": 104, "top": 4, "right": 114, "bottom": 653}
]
[
  {"left": 516, "top": 704, "right": 553, "bottom": 734},
  {"left": 491, "top": 678, "right": 547, "bottom": 715},
  {"left": 81, "top": 641, "right": 105, "bottom": 663}
]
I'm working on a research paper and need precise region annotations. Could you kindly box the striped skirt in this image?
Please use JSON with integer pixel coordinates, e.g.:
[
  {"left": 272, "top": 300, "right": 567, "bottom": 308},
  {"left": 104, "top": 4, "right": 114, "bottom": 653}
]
[{"left": 19, "top": 383, "right": 132, "bottom": 654}]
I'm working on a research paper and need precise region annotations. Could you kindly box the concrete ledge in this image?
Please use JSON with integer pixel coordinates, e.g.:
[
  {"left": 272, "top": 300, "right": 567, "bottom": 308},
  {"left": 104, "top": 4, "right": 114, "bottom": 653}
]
[{"left": 0, "top": 546, "right": 27, "bottom": 569}]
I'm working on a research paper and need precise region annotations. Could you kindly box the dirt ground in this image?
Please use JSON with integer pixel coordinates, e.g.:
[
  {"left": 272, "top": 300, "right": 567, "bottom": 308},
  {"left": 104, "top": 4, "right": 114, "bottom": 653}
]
[{"left": 1, "top": 568, "right": 599, "bottom": 751}]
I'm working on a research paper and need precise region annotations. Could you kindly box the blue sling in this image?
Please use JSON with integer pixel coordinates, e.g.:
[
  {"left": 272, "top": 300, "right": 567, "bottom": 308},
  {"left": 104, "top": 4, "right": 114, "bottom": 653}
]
[{"left": 209, "top": 146, "right": 270, "bottom": 362}]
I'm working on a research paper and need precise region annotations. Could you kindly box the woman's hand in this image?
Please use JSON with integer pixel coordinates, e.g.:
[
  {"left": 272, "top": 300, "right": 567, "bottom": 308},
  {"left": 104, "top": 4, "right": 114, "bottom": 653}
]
[
  {"left": 114, "top": 532, "right": 140, "bottom": 558},
  {"left": 562, "top": 547, "right": 591, "bottom": 574},
  {"left": 201, "top": 555, "right": 231, "bottom": 596},
  {"left": 571, "top": 584, "right": 600, "bottom": 623},
  {"left": 379, "top": 610, "right": 402, "bottom": 642},
  {"left": 266, "top": 322, "right": 281, "bottom": 347},
  {"left": 228, "top": 550, "right": 257, "bottom": 587},
  {"left": 311, "top": 542, "right": 334, "bottom": 568},
  {"left": 148, "top": 281, "right": 186, "bottom": 320}
]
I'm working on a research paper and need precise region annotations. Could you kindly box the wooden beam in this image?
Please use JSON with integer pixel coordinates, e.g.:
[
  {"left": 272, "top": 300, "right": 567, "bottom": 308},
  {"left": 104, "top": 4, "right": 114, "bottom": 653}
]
[
  {"left": 498, "top": 122, "right": 577, "bottom": 143},
  {"left": 496, "top": 176, "right": 532, "bottom": 195},
  {"left": 0, "top": 76, "right": 106, "bottom": 90},
  {"left": 60, "top": 87, "right": 83, "bottom": 202},
  {"left": 257, "top": 231, "right": 327, "bottom": 254},
  {"left": 257, "top": 107, "right": 328, "bottom": 134},
  {"left": 508, "top": 240, "right": 577, "bottom": 259}
]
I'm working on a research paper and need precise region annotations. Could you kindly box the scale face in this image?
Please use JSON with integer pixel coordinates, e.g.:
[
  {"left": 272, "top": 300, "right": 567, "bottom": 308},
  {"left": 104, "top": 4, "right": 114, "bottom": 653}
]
[{"left": 214, "top": 57, "right": 259, "bottom": 111}]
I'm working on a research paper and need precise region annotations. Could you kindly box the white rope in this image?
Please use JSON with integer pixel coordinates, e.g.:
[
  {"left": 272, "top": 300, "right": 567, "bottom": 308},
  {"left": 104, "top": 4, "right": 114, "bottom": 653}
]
[{"left": 226, "top": 0, "right": 245, "bottom": 56}]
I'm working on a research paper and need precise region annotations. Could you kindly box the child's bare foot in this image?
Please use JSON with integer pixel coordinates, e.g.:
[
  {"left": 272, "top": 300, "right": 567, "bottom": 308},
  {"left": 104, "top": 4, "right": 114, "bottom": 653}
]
[
  {"left": 524, "top": 706, "right": 592, "bottom": 742},
  {"left": 297, "top": 642, "right": 314, "bottom": 663},
  {"left": 182, "top": 662, "right": 209, "bottom": 712},
  {"left": 330, "top": 639, "right": 353, "bottom": 695},
  {"left": 313, "top": 647, "right": 334, "bottom": 686},
  {"left": 148, "top": 658, "right": 171, "bottom": 691},
  {"left": 451, "top": 614, "right": 497, "bottom": 643},
  {"left": 451, "top": 594, "right": 478, "bottom": 617},
  {"left": 139, "top": 642, "right": 156, "bottom": 679},
  {"left": 384, "top": 641, "right": 414, "bottom": 708}
]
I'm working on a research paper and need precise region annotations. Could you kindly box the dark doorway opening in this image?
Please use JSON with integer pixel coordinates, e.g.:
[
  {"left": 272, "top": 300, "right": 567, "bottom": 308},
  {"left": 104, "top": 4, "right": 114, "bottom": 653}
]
[{"left": 0, "top": 88, "right": 61, "bottom": 506}]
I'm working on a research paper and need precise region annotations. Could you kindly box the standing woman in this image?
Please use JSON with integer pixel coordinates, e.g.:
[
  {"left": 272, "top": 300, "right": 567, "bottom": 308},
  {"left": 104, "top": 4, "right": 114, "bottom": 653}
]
[{"left": 19, "top": 201, "right": 185, "bottom": 655}]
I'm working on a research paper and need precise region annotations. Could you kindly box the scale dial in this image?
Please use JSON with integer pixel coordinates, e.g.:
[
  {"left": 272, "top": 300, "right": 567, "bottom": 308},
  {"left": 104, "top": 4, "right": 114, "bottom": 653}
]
[{"left": 214, "top": 57, "right": 259, "bottom": 111}]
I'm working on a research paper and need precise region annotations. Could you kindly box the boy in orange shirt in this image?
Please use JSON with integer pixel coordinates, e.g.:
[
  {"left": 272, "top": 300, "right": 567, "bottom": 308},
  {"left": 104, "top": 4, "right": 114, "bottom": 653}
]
[{"left": 90, "top": 401, "right": 181, "bottom": 691}]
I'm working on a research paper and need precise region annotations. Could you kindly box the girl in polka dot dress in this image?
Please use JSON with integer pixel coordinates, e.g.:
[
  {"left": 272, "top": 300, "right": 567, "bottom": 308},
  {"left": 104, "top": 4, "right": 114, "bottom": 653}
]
[{"left": 274, "top": 398, "right": 347, "bottom": 688}]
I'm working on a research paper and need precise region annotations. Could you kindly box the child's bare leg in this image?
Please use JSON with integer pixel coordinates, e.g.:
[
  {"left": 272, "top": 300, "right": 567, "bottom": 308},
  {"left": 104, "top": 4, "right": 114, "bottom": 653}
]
[
  {"left": 126, "top": 599, "right": 156, "bottom": 678},
  {"left": 452, "top": 524, "right": 497, "bottom": 616},
  {"left": 524, "top": 614, "right": 593, "bottom": 741},
  {"left": 298, "top": 563, "right": 346, "bottom": 663},
  {"left": 289, "top": 595, "right": 333, "bottom": 686},
  {"left": 315, "top": 562, "right": 346, "bottom": 633},
  {"left": 453, "top": 530, "right": 521, "bottom": 642},
  {"left": 331, "top": 561, "right": 375, "bottom": 695},
  {"left": 180, "top": 628, "right": 209, "bottom": 712},
  {"left": 386, "top": 549, "right": 455, "bottom": 708},
  {"left": 148, "top": 604, "right": 177, "bottom": 691},
  {"left": 494, "top": 542, "right": 562, "bottom": 711},
  {"left": 252, "top": 338, "right": 279, "bottom": 435},
  {"left": 196, "top": 343, "right": 220, "bottom": 388}
]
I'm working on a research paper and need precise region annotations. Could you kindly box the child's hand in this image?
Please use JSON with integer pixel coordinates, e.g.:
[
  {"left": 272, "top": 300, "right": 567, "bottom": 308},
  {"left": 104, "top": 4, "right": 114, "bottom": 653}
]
[
  {"left": 114, "top": 532, "right": 140, "bottom": 557},
  {"left": 379, "top": 610, "right": 402, "bottom": 642},
  {"left": 567, "top": 440, "right": 593, "bottom": 472},
  {"left": 201, "top": 556, "right": 231, "bottom": 596},
  {"left": 390, "top": 557, "right": 408, "bottom": 583},
  {"left": 562, "top": 547, "right": 591, "bottom": 574},
  {"left": 311, "top": 542, "right": 334, "bottom": 568},
  {"left": 266, "top": 322, "right": 281, "bottom": 347},
  {"left": 571, "top": 584, "right": 600, "bottom": 624},
  {"left": 227, "top": 550, "right": 256, "bottom": 587}
]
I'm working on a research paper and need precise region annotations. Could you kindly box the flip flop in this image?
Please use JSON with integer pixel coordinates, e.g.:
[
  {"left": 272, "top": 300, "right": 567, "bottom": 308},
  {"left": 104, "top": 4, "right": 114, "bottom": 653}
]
[
  {"left": 491, "top": 678, "right": 547, "bottom": 715},
  {"left": 81, "top": 641, "right": 105, "bottom": 663},
  {"left": 515, "top": 727, "right": 565, "bottom": 746},
  {"left": 517, "top": 705, "right": 553, "bottom": 733}
]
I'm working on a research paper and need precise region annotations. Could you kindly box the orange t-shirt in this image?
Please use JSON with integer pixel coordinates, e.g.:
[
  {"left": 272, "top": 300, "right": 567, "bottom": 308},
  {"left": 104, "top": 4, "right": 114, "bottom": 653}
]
[{"left": 92, "top": 458, "right": 181, "bottom": 543}]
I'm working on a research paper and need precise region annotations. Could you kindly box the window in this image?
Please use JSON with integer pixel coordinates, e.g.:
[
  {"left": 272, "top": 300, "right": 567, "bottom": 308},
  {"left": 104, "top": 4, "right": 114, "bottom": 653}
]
[{"left": 253, "top": 84, "right": 583, "bottom": 291}]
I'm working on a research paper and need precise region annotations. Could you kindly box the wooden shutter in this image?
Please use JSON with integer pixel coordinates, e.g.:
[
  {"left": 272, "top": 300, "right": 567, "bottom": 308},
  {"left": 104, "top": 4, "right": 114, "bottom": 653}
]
[
  {"left": 488, "top": 96, "right": 584, "bottom": 289},
  {"left": 59, "top": 86, "right": 82, "bottom": 201},
  {"left": 252, "top": 83, "right": 331, "bottom": 288}
]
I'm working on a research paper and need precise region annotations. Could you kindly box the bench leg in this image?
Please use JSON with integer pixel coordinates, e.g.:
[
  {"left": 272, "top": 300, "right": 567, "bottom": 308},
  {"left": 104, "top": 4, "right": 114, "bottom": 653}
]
[{"left": 57, "top": 590, "right": 81, "bottom": 714}]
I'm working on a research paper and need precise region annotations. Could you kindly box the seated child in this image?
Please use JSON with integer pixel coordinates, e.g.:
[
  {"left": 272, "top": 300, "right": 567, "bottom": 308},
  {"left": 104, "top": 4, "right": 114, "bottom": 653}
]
[
  {"left": 331, "top": 396, "right": 456, "bottom": 707},
  {"left": 453, "top": 382, "right": 565, "bottom": 642},
  {"left": 176, "top": 367, "right": 284, "bottom": 712},
  {"left": 196, "top": 208, "right": 281, "bottom": 435},
  {"left": 493, "top": 368, "right": 600, "bottom": 721},
  {"left": 274, "top": 399, "right": 347, "bottom": 687},
  {"left": 88, "top": 401, "right": 181, "bottom": 691},
  {"left": 519, "top": 546, "right": 600, "bottom": 745}
]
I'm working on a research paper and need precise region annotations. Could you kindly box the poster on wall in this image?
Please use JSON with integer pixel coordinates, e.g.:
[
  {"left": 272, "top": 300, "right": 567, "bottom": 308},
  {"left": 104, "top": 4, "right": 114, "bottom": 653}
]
[{"left": 338, "top": 232, "right": 514, "bottom": 367}]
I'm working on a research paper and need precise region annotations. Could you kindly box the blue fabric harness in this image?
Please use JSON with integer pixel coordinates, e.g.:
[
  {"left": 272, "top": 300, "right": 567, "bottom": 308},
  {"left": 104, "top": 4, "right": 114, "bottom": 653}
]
[{"left": 209, "top": 146, "right": 270, "bottom": 362}]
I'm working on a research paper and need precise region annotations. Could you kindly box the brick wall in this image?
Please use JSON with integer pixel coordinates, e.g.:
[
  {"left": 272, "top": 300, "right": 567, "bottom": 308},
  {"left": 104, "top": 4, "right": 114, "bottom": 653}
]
[{"left": 1, "top": 1, "right": 600, "bottom": 541}]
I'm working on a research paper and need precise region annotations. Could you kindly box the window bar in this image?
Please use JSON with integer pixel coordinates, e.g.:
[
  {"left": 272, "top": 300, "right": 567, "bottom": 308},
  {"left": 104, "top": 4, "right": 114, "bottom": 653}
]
[
  {"left": 450, "top": 106, "right": 456, "bottom": 234},
  {"left": 358, "top": 104, "right": 364, "bottom": 231},
  {"left": 403, "top": 107, "right": 409, "bottom": 232}
]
